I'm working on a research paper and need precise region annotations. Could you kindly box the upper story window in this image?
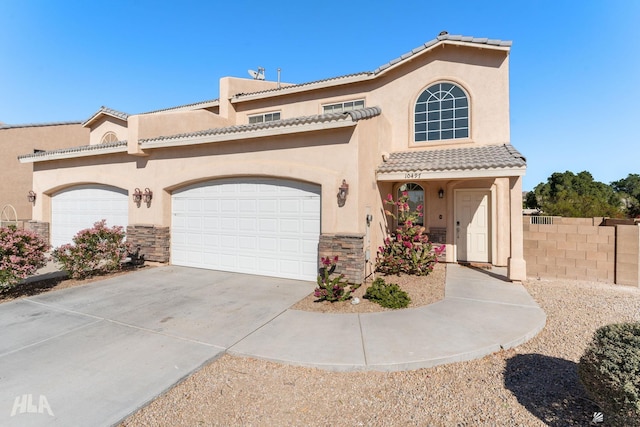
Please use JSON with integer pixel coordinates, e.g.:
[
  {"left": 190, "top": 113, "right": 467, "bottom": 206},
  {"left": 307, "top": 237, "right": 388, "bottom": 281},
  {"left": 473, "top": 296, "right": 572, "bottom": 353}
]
[
  {"left": 323, "top": 99, "right": 365, "bottom": 114},
  {"left": 100, "top": 131, "right": 119, "bottom": 143},
  {"left": 415, "top": 82, "right": 468, "bottom": 142},
  {"left": 248, "top": 111, "right": 281, "bottom": 124}
]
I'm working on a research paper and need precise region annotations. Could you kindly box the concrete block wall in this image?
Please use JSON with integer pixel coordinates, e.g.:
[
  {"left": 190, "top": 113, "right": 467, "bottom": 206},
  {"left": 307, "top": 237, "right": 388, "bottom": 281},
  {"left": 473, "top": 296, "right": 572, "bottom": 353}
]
[
  {"left": 319, "top": 233, "right": 365, "bottom": 284},
  {"left": 616, "top": 225, "right": 640, "bottom": 286},
  {"left": 524, "top": 219, "right": 615, "bottom": 283},
  {"left": 524, "top": 217, "right": 640, "bottom": 286},
  {"left": 126, "top": 225, "right": 170, "bottom": 263}
]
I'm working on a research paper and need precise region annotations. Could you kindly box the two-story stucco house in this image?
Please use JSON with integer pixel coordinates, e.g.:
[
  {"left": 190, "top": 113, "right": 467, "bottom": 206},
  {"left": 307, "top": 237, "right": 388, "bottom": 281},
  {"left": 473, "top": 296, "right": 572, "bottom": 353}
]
[{"left": 19, "top": 33, "right": 527, "bottom": 283}]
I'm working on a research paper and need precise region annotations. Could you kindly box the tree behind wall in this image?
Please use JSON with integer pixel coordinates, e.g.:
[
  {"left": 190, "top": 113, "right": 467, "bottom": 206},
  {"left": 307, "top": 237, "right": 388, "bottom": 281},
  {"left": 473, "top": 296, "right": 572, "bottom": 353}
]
[
  {"left": 611, "top": 173, "right": 640, "bottom": 218},
  {"left": 525, "top": 171, "right": 623, "bottom": 218}
]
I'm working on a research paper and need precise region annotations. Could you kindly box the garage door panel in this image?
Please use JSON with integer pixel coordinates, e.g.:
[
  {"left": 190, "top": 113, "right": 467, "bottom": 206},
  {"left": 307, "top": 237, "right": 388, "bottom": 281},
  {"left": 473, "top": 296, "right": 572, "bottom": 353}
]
[
  {"left": 172, "top": 178, "right": 320, "bottom": 281},
  {"left": 51, "top": 185, "right": 128, "bottom": 248}
]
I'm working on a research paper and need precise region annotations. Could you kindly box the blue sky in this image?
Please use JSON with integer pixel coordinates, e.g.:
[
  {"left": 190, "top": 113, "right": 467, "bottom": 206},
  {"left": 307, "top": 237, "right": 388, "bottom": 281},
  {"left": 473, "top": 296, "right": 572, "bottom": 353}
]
[{"left": 1, "top": 0, "right": 638, "bottom": 190}]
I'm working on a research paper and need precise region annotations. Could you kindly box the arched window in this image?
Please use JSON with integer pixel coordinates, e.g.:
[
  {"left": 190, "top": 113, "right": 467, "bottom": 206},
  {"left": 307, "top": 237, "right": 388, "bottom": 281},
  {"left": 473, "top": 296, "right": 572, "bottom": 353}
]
[
  {"left": 398, "top": 183, "right": 424, "bottom": 226},
  {"left": 100, "top": 131, "right": 119, "bottom": 144},
  {"left": 415, "top": 82, "right": 468, "bottom": 142}
]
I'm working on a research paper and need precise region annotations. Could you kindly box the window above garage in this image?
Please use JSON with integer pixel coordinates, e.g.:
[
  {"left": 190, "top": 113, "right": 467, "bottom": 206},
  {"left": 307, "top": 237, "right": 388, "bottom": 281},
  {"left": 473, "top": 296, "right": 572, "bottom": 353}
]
[
  {"left": 248, "top": 111, "right": 281, "bottom": 124},
  {"left": 322, "top": 99, "right": 365, "bottom": 114}
]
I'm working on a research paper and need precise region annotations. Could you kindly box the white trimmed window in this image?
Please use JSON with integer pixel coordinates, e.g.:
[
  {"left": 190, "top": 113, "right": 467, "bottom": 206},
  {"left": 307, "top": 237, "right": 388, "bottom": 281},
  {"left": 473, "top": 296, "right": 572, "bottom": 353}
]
[
  {"left": 100, "top": 131, "right": 119, "bottom": 143},
  {"left": 415, "top": 82, "right": 469, "bottom": 142},
  {"left": 322, "top": 99, "right": 365, "bottom": 114},
  {"left": 248, "top": 111, "right": 281, "bottom": 124}
]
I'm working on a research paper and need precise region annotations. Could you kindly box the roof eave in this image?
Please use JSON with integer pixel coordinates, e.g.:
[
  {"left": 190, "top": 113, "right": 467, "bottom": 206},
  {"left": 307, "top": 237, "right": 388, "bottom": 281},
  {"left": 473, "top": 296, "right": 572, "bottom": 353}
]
[
  {"left": 376, "top": 166, "right": 526, "bottom": 181},
  {"left": 19, "top": 144, "right": 128, "bottom": 163},
  {"left": 141, "top": 119, "right": 357, "bottom": 150},
  {"left": 82, "top": 112, "right": 128, "bottom": 128},
  {"left": 231, "top": 74, "right": 375, "bottom": 104}
]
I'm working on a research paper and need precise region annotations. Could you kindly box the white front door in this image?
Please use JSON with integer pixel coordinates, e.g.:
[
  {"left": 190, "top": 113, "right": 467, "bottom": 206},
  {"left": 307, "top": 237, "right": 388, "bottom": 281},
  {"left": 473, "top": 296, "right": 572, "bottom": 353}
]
[
  {"left": 171, "top": 178, "right": 321, "bottom": 281},
  {"left": 455, "top": 190, "right": 490, "bottom": 262}
]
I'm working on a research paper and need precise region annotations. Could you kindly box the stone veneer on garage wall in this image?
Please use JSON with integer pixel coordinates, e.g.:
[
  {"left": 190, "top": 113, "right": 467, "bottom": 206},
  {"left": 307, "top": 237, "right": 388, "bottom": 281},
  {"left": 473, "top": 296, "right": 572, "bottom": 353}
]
[
  {"left": 126, "top": 225, "right": 170, "bottom": 263},
  {"left": 318, "top": 233, "right": 365, "bottom": 284},
  {"left": 24, "top": 221, "right": 50, "bottom": 245}
]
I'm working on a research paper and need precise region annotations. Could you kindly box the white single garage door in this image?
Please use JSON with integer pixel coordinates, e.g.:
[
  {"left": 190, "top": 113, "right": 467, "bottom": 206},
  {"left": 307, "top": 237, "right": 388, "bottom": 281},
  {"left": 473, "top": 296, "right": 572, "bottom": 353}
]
[
  {"left": 51, "top": 185, "right": 129, "bottom": 248},
  {"left": 172, "top": 178, "right": 321, "bottom": 281}
]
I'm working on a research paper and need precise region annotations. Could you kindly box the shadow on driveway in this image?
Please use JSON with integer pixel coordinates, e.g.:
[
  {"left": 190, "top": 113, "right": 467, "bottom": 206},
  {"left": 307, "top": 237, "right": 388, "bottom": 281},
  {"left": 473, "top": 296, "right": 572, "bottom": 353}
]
[{"left": 503, "top": 353, "right": 600, "bottom": 426}]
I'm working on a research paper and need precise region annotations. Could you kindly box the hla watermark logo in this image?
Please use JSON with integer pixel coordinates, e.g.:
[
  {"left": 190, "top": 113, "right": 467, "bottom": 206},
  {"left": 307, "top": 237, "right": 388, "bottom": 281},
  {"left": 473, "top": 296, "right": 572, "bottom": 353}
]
[{"left": 10, "top": 394, "right": 54, "bottom": 417}]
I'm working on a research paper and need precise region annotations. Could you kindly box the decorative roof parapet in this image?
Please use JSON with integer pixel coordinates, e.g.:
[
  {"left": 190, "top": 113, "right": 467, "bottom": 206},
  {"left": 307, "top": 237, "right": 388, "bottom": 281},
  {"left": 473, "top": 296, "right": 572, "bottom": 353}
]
[{"left": 18, "top": 140, "right": 128, "bottom": 163}]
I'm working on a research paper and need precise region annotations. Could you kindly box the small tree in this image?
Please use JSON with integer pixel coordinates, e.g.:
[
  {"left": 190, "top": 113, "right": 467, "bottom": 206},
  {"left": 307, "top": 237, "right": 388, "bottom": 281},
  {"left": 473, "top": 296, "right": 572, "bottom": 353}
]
[
  {"left": 0, "top": 226, "right": 49, "bottom": 291},
  {"left": 52, "top": 220, "right": 132, "bottom": 279},
  {"left": 375, "top": 192, "right": 443, "bottom": 276}
]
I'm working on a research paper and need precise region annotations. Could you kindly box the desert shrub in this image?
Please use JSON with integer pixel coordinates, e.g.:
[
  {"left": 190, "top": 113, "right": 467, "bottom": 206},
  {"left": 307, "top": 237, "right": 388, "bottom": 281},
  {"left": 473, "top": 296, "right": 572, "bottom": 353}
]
[
  {"left": 314, "top": 256, "right": 352, "bottom": 302},
  {"left": 0, "top": 225, "right": 49, "bottom": 291},
  {"left": 52, "top": 220, "right": 132, "bottom": 279},
  {"left": 578, "top": 322, "right": 640, "bottom": 426},
  {"left": 363, "top": 277, "right": 411, "bottom": 309},
  {"left": 376, "top": 192, "right": 444, "bottom": 276}
]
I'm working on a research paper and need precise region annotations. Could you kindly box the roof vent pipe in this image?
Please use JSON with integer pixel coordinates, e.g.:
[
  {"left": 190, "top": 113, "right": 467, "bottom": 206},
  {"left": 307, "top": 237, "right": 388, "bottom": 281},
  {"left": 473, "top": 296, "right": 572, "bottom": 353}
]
[{"left": 277, "top": 68, "right": 281, "bottom": 89}]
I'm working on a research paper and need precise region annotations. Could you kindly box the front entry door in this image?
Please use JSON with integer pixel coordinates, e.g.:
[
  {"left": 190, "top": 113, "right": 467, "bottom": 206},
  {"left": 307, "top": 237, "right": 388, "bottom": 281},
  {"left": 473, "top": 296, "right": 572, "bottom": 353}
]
[{"left": 456, "top": 190, "right": 490, "bottom": 262}]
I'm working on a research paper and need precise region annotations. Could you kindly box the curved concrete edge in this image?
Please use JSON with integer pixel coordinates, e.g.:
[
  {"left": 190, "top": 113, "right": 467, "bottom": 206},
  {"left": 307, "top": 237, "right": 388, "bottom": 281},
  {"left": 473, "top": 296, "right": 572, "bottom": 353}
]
[{"left": 229, "top": 265, "right": 547, "bottom": 372}]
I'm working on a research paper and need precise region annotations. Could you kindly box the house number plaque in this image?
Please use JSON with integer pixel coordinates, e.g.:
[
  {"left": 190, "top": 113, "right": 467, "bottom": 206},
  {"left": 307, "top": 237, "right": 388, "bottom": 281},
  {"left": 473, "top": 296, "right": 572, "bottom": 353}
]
[{"left": 404, "top": 172, "right": 421, "bottom": 179}]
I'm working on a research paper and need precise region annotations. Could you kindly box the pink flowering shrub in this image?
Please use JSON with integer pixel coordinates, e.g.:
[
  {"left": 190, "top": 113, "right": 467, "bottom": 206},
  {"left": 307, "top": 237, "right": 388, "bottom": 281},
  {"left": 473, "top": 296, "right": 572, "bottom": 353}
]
[
  {"left": 314, "top": 255, "right": 352, "bottom": 302},
  {"left": 0, "top": 226, "right": 49, "bottom": 290},
  {"left": 52, "top": 220, "right": 132, "bottom": 279},
  {"left": 376, "top": 192, "right": 444, "bottom": 276}
]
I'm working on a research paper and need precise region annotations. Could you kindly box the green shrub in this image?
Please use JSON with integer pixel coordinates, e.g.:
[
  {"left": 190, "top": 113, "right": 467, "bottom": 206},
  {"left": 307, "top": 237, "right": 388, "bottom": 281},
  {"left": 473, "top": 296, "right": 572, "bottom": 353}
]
[
  {"left": 363, "top": 277, "right": 411, "bottom": 309},
  {"left": 578, "top": 322, "right": 640, "bottom": 426},
  {"left": 0, "top": 226, "right": 49, "bottom": 291},
  {"left": 52, "top": 220, "right": 132, "bottom": 279}
]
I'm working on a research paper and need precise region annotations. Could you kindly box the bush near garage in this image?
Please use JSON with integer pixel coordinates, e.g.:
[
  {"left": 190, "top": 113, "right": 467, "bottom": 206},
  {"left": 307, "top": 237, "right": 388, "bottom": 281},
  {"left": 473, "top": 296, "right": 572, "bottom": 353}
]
[
  {"left": 52, "top": 220, "right": 132, "bottom": 279},
  {"left": 578, "top": 322, "right": 640, "bottom": 426},
  {"left": 363, "top": 277, "right": 411, "bottom": 309},
  {"left": 0, "top": 225, "right": 49, "bottom": 291}
]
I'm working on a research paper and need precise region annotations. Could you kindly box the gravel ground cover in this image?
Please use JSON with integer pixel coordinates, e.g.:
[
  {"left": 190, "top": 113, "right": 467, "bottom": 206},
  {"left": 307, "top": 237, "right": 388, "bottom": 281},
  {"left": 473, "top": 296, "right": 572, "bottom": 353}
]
[{"left": 121, "top": 275, "right": 640, "bottom": 427}]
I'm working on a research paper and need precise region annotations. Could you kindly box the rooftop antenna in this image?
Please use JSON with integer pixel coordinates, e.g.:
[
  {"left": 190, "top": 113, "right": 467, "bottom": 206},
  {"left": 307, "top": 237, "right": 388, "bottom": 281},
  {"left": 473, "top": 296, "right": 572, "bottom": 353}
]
[{"left": 247, "top": 66, "right": 265, "bottom": 80}]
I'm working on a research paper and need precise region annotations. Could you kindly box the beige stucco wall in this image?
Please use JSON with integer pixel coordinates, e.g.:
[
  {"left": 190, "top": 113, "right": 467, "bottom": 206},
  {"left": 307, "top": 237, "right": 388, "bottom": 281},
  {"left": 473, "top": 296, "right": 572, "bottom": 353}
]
[
  {"left": 88, "top": 116, "right": 127, "bottom": 145},
  {"left": 0, "top": 123, "right": 89, "bottom": 220},
  {"left": 137, "top": 110, "right": 231, "bottom": 140}
]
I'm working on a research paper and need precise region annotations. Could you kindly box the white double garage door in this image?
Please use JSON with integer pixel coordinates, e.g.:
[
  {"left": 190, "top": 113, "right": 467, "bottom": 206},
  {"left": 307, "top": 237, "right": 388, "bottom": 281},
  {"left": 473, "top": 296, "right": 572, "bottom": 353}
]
[{"left": 51, "top": 179, "right": 321, "bottom": 281}]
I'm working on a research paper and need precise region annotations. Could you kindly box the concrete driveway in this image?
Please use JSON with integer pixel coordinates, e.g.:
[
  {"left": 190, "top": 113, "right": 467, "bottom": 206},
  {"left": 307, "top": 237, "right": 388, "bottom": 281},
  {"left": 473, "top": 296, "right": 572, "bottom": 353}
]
[{"left": 0, "top": 266, "right": 315, "bottom": 427}]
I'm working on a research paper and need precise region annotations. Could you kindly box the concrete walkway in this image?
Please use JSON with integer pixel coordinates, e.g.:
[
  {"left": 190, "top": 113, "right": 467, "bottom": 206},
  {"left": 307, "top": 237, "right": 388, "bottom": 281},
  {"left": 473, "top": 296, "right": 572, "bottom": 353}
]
[{"left": 0, "top": 264, "right": 545, "bottom": 427}]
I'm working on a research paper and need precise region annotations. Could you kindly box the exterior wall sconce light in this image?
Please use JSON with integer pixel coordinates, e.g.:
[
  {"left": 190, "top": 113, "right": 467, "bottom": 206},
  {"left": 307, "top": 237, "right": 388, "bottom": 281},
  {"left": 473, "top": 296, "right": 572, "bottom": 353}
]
[
  {"left": 142, "top": 188, "right": 153, "bottom": 206},
  {"left": 133, "top": 188, "right": 143, "bottom": 207},
  {"left": 337, "top": 179, "right": 349, "bottom": 207},
  {"left": 27, "top": 190, "right": 36, "bottom": 204},
  {"left": 438, "top": 188, "right": 444, "bottom": 199}
]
